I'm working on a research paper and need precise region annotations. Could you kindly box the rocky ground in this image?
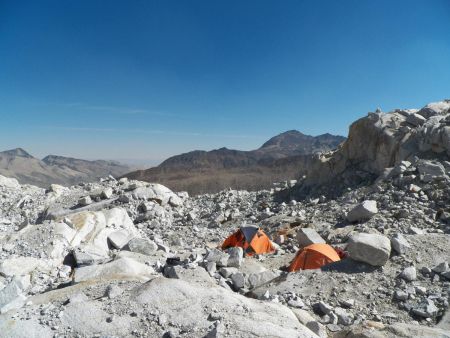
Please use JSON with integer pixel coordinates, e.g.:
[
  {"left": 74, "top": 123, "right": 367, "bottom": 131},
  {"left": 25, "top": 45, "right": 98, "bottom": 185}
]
[
  {"left": 0, "top": 158, "right": 449, "bottom": 337},
  {"left": 1, "top": 100, "right": 450, "bottom": 337}
]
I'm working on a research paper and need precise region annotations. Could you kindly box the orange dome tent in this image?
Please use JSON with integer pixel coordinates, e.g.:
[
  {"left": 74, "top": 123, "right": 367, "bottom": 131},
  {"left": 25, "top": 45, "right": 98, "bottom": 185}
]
[
  {"left": 222, "top": 225, "right": 275, "bottom": 256},
  {"left": 288, "top": 243, "right": 340, "bottom": 272}
]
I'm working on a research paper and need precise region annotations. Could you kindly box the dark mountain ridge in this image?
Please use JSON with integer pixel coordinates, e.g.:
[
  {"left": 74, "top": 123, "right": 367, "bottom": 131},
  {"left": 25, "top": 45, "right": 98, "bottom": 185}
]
[
  {"left": 124, "top": 130, "right": 345, "bottom": 194},
  {"left": 158, "top": 130, "right": 345, "bottom": 170}
]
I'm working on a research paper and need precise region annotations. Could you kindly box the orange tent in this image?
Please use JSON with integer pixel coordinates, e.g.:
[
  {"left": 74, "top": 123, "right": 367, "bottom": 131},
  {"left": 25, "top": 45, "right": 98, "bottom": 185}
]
[
  {"left": 222, "top": 225, "right": 275, "bottom": 256},
  {"left": 288, "top": 243, "right": 340, "bottom": 272}
]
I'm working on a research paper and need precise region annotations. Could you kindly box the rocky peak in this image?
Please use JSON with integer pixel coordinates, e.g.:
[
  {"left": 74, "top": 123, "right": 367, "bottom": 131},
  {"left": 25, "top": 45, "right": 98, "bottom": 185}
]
[
  {"left": 259, "top": 130, "right": 345, "bottom": 156},
  {"left": 41, "top": 154, "right": 62, "bottom": 163},
  {"left": 260, "top": 130, "right": 310, "bottom": 149},
  {"left": 0, "top": 148, "right": 34, "bottom": 159},
  {"left": 42, "top": 154, "right": 84, "bottom": 166}
]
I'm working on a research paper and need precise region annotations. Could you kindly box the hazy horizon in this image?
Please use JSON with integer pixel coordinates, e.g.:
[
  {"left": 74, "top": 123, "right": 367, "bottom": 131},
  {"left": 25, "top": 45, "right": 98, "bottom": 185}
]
[{"left": 0, "top": 128, "right": 347, "bottom": 167}]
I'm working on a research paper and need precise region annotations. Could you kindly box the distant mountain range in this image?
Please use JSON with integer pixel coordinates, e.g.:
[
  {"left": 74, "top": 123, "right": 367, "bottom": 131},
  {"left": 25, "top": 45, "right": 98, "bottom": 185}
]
[
  {"left": 1, "top": 131, "right": 345, "bottom": 191},
  {"left": 124, "top": 130, "right": 345, "bottom": 194},
  {"left": 0, "top": 148, "right": 131, "bottom": 188}
]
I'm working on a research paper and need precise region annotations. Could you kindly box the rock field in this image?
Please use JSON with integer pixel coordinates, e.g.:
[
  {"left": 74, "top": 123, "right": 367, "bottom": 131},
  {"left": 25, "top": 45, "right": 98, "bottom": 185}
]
[{"left": 1, "top": 101, "right": 450, "bottom": 337}]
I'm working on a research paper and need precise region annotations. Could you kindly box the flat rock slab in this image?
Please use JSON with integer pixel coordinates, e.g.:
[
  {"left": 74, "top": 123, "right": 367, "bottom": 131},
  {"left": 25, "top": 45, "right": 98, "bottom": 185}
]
[
  {"left": 0, "top": 256, "right": 43, "bottom": 277},
  {"left": 0, "top": 276, "right": 318, "bottom": 338},
  {"left": 132, "top": 277, "right": 318, "bottom": 338},
  {"left": 74, "top": 257, "right": 155, "bottom": 283},
  {"left": 247, "top": 270, "right": 281, "bottom": 289},
  {"left": 239, "top": 259, "right": 268, "bottom": 274},
  {"left": 0, "top": 316, "right": 54, "bottom": 338},
  {"left": 61, "top": 301, "right": 137, "bottom": 337},
  {"left": 114, "top": 250, "right": 168, "bottom": 266},
  {"left": 164, "top": 266, "right": 214, "bottom": 286}
]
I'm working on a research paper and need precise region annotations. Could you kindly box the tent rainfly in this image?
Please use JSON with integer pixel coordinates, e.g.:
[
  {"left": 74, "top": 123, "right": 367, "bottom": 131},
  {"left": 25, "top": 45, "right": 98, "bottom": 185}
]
[
  {"left": 222, "top": 225, "right": 275, "bottom": 256},
  {"left": 288, "top": 243, "right": 340, "bottom": 272}
]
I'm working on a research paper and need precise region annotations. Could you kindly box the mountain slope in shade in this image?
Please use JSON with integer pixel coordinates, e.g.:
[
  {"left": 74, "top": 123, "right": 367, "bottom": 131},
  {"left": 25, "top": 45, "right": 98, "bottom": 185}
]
[
  {"left": 157, "top": 130, "right": 345, "bottom": 170},
  {"left": 0, "top": 148, "right": 131, "bottom": 188},
  {"left": 124, "top": 130, "right": 345, "bottom": 194},
  {"left": 258, "top": 130, "right": 345, "bottom": 158}
]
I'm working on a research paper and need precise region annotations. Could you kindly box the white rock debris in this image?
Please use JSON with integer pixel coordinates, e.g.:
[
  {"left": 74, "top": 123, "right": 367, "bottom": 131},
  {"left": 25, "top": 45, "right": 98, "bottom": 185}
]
[{"left": 0, "top": 100, "right": 450, "bottom": 337}]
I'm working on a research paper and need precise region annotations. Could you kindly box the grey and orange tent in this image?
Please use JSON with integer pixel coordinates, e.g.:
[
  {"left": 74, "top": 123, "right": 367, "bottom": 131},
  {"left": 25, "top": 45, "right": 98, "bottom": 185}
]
[
  {"left": 222, "top": 225, "right": 275, "bottom": 256},
  {"left": 288, "top": 243, "right": 340, "bottom": 272}
]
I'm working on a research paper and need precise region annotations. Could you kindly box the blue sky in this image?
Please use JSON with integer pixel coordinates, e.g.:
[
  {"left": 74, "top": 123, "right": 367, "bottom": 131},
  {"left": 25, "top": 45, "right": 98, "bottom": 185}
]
[{"left": 1, "top": 1, "right": 450, "bottom": 165}]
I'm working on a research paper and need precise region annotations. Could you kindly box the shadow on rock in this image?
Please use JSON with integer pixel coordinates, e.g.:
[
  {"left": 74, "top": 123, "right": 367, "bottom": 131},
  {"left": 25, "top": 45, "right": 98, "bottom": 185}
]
[{"left": 321, "top": 258, "right": 379, "bottom": 274}]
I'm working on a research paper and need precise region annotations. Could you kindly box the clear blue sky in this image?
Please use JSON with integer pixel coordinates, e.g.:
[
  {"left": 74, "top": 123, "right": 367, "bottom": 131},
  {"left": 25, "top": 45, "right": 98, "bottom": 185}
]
[{"left": 1, "top": 1, "right": 450, "bottom": 165}]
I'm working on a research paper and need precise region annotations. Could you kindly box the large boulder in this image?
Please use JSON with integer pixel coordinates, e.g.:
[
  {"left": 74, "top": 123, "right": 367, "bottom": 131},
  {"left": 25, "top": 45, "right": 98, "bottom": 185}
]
[
  {"left": 391, "top": 233, "right": 411, "bottom": 255},
  {"left": 301, "top": 100, "right": 450, "bottom": 187},
  {"left": 304, "top": 111, "right": 411, "bottom": 185},
  {"left": 131, "top": 183, "right": 181, "bottom": 206},
  {"left": 418, "top": 100, "right": 450, "bottom": 118},
  {"left": 0, "top": 175, "right": 20, "bottom": 189},
  {"left": 346, "top": 200, "right": 378, "bottom": 223},
  {"left": 204, "top": 248, "right": 229, "bottom": 267},
  {"left": 347, "top": 233, "right": 391, "bottom": 266},
  {"left": 417, "top": 161, "right": 446, "bottom": 182},
  {"left": 296, "top": 228, "right": 325, "bottom": 248},
  {"left": 124, "top": 237, "right": 158, "bottom": 256},
  {"left": 226, "top": 247, "right": 244, "bottom": 268},
  {"left": 406, "top": 112, "right": 426, "bottom": 127},
  {"left": 59, "top": 207, "right": 140, "bottom": 260}
]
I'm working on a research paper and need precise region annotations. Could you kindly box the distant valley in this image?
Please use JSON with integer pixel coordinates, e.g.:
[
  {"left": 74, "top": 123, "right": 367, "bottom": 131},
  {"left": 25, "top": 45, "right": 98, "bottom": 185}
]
[
  {"left": 124, "top": 130, "right": 345, "bottom": 194},
  {"left": 0, "top": 148, "right": 131, "bottom": 188},
  {"left": 1, "top": 131, "right": 345, "bottom": 191}
]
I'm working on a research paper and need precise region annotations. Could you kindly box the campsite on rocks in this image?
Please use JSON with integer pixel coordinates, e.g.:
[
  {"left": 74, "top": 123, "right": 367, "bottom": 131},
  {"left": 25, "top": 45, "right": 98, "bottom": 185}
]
[
  {"left": 1, "top": 100, "right": 450, "bottom": 337},
  {"left": 2, "top": 1, "right": 450, "bottom": 337}
]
